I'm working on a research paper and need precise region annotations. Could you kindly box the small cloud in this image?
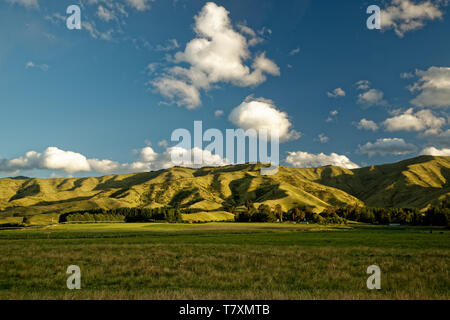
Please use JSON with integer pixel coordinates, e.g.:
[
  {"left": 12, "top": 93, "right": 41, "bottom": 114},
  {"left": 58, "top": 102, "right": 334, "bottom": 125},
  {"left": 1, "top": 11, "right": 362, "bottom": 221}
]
[
  {"left": 326, "top": 110, "right": 339, "bottom": 123},
  {"left": 327, "top": 88, "right": 346, "bottom": 98},
  {"left": 289, "top": 47, "right": 300, "bottom": 56},
  {"left": 315, "top": 133, "right": 329, "bottom": 144},
  {"left": 126, "top": 0, "right": 154, "bottom": 11},
  {"left": 357, "top": 88, "right": 386, "bottom": 107},
  {"left": 44, "top": 13, "right": 66, "bottom": 25},
  {"left": 155, "top": 39, "right": 180, "bottom": 52},
  {"left": 214, "top": 109, "right": 224, "bottom": 117},
  {"left": 355, "top": 80, "right": 371, "bottom": 91},
  {"left": 6, "top": 0, "right": 38, "bottom": 9},
  {"left": 355, "top": 118, "right": 379, "bottom": 131},
  {"left": 146, "top": 62, "right": 160, "bottom": 75},
  {"left": 97, "top": 5, "right": 116, "bottom": 22},
  {"left": 157, "top": 140, "right": 169, "bottom": 148},
  {"left": 25, "top": 61, "right": 49, "bottom": 71},
  {"left": 237, "top": 24, "right": 264, "bottom": 46},
  {"left": 400, "top": 72, "right": 414, "bottom": 79}
]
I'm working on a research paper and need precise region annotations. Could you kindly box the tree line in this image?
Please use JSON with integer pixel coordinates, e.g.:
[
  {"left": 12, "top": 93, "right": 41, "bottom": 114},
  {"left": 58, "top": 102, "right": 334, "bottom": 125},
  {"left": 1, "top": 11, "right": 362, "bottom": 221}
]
[
  {"left": 234, "top": 199, "right": 450, "bottom": 227},
  {"left": 59, "top": 207, "right": 183, "bottom": 223}
]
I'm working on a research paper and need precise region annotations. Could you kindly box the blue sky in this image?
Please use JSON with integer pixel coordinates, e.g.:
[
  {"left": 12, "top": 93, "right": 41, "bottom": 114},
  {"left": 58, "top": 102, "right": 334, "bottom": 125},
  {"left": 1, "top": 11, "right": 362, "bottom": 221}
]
[{"left": 0, "top": 0, "right": 449, "bottom": 178}]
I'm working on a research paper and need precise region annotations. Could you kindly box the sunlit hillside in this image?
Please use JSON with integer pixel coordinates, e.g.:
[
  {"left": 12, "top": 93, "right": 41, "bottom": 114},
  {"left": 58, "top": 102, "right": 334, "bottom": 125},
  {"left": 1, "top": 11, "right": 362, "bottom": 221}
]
[{"left": 0, "top": 156, "right": 449, "bottom": 223}]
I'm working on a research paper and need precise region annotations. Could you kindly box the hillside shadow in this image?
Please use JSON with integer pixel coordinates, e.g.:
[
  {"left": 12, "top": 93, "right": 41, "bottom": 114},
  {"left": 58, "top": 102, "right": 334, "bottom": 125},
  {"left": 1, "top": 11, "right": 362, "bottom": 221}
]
[
  {"left": 193, "top": 163, "right": 259, "bottom": 177},
  {"left": 94, "top": 171, "right": 165, "bottom": 191},
  {"left": 9, "top": 181, "right": 40, "bottom": 202},
  {"left": 223, "top": 174, "right": 288, "bottom": 207},
  {"left": 33, "top": 195, "right": 101, "bottom": 206},
  {"left": 169, "top": 188, "right": 203, "bottom": 208}
]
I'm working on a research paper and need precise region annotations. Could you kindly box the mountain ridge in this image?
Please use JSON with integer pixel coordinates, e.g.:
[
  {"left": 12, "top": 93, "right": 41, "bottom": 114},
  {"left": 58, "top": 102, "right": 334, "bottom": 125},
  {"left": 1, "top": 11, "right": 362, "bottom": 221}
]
[{"left": 0, "top": 156, "right": 449, "bottom": 220}]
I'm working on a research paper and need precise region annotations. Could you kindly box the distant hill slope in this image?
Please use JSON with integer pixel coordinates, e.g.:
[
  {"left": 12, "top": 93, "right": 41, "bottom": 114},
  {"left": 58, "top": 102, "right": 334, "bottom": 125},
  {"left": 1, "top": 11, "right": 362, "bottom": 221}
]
[
  {"left": 0, "top": 156, "right": 449, "bottom": 219},
  {"left": 298, "top": 156, "right": 450, "bottom": 208}
]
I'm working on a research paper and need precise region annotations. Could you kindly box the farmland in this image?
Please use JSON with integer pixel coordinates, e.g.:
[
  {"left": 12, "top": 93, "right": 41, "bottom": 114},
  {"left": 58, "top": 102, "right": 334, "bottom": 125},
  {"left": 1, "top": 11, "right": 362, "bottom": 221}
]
[{"left": 0, "top": 222, "right": 448, "bottom": 299}]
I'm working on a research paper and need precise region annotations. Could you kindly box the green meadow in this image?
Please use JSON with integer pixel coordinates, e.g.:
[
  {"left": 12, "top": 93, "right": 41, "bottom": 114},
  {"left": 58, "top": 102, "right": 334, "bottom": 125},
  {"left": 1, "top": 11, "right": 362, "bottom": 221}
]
[{"left": 0, "top": 222, "right": 448, "bottom": 300}]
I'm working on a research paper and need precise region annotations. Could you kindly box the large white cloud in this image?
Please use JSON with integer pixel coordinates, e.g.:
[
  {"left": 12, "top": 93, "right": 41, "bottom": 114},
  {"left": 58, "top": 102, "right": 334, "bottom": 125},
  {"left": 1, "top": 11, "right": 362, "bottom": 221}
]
[
  {"left": 0, "top": 146, "right": 228, "bottom": 176},
  {"left": 381, "top": 0, "right": 444, "bottom": 37},
  {"left": 420, "top": 146, "right": 450, "bottom": 156},
  {"left": 382, "top": 108, "right": 446, "bottom": 134},
  {"left": 285, "top": 151, "right": 360, "bottom": 169},
  {"left": 410, "top": 67, "right": 450, "bottom": 108},
  {"left": 0, "top": 147, "right": 91, "bottom": 174},
  {"left": 153, "top": 2, "right": 279, "bottom": 109},
  {"left": 229, "top": 97, "right": 300, "bottom": 142},
  {"left": 358, "top": 138, "right": 417, "bottom": 156}
]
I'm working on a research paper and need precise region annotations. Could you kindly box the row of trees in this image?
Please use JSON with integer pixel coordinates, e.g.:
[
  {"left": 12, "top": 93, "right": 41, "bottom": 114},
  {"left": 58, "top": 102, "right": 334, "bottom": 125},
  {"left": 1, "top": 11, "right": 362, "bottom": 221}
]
[
  {"left": 233, "top": 199, "right": 450, "bottom": 227},
  {"left": 322, "top": 203, "right": 449, "bottom": 227},
  {"left": 59, "top": 207, "right": 183, "bottom": 223},
  {"left": 235, "top": 203, "right": 277, "bottom": 222}
]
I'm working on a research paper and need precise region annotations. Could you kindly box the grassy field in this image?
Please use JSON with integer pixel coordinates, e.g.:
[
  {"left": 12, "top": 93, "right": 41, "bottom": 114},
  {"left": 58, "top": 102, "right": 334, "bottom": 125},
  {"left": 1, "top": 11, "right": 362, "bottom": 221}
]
[{"left": 0, "top": 222, "right": 449, "bottom": 300}]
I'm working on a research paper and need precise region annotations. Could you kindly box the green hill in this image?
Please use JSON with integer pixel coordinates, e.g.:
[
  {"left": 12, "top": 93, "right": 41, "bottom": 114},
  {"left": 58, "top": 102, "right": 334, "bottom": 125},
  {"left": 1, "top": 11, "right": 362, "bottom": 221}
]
[
  {"left": 300, "top": 156, "right": 450, "bottom": 209},
  {"left": 0, "top": 156, "right": 449, "bottom": 223}
]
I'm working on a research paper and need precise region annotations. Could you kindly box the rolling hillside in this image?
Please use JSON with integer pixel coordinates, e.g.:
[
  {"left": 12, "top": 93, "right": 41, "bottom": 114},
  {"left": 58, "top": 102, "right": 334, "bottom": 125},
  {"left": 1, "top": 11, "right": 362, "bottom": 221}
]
[
  {"left": 299, "top": 156, "right": 450, "bottom": 209},
  {"left": 0, "top": 156, "right": 449, "bottom": 222}
]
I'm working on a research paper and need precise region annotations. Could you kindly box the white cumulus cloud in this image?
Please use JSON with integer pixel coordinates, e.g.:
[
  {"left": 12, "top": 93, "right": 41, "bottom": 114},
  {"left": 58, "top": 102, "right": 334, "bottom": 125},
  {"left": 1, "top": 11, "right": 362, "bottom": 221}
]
[
  {"left": 0, "top": 145, "right": 229, "bottom": 176},
  {"left": 285, "top": 151, "right": 360, "bottom": 169},
  {"left": 327, "top": 88, "right": 346, "bottom": 98},
  {"left": 420, "top": 146, "right": 450, "bottom": 156},
  {"left": 409, "top": 66, "right": 450, "bottom": 108},
  {"left": 229, "top": 97, "right": 300, "bottom": 142},
  {"left": 356, "top": 119, "right": 379, "bottom": 131},
  {"left": 0, "top": 147, "right": 91, "bottom": 174},
  {"left": 153, "top": 2, "right": 280, "bottom": 109},
  {"left": 357, "top": 88, "right": 386, "bottom": 107},
  {"left": 381, "top": 0, "right": 445, "bottom": 37},
  {"left": 358, "top": 138, "right": 417, "bottom": 156},
  {"left": 382, "top": 108, "right": 446, "bottom": 134}
]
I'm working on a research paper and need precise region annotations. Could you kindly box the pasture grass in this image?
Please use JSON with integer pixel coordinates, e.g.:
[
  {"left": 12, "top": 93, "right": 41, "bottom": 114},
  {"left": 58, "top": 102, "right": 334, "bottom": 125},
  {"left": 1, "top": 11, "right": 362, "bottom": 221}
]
[{"left": 0, "top": 223, "right": 448, "bottom": 299}]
